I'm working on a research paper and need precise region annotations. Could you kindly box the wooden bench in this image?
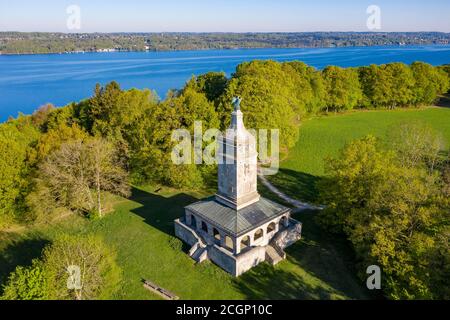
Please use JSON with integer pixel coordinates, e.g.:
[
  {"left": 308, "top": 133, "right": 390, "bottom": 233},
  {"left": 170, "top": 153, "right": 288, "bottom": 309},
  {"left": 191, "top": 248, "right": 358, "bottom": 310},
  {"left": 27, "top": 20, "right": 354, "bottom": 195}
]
[{"left": 143, "top": 279, "right": 179, "bottom": 300}]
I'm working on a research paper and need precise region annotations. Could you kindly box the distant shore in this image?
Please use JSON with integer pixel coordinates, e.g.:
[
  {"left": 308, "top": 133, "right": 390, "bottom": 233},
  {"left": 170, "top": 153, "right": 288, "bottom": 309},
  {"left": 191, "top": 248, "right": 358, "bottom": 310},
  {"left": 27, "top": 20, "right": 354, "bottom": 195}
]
[
  {"left": 1, "top": 31, "right": 449, "bottom": 55},
  {"left": 1, "top": 45, "right": 450, "bottom": 122},
  {"left": 3, "top": 43, "right": 450, "bottom": 57}
]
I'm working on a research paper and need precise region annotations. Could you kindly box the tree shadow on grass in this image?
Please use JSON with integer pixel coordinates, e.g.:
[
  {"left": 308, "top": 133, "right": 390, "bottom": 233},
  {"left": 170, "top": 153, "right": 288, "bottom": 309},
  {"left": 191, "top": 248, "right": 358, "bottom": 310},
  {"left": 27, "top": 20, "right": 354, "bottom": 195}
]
[
  {"left": 127, "top": 183, "right": 375, "bottom": 299},
  {"left": 234, "top": 262, "right": 340, "bottom": 300},
  {"left": 234, "top": 213, "right": 375, "bottom": 300},
  {"left": 436, "top": 93, "right": 450, "bottom": 108},
  {"left": 0, "top": 234, "right": 49, "bottom": 294},
  {"left": 288, "top": 213, "right": 373, "bottom": 300},
  {"left": 266, "top": 168, "right": 322, "bottom": 203},
  {"left": 129, "top": 186, "right": 199, "bottom": 237},
  {"left": 256, "top": 168, "right": 375, "bottom": 299}
]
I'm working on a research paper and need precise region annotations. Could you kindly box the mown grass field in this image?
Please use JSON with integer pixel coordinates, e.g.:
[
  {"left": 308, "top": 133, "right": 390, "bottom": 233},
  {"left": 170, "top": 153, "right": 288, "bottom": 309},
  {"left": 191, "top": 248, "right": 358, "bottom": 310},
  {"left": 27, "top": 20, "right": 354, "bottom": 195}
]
[
  {"left": 0, "top": 184, "right": 370, "bottom": 300},
  {"left": 2, "top": 106, "right": 449, "bottom": 300},
  {"left": 270, "top": 107, "right": 450, "bottom": 203}
]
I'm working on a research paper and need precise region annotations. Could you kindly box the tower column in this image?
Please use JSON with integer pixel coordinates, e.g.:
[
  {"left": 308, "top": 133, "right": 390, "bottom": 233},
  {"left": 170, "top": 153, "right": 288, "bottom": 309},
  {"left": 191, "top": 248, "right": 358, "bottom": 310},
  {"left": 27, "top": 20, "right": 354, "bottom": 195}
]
[
  {"left": 215, "top": 97, "right": 260, "bottom": 210},
  {"left": 233, "top": 237, "right": 240, "bottom": 255}
]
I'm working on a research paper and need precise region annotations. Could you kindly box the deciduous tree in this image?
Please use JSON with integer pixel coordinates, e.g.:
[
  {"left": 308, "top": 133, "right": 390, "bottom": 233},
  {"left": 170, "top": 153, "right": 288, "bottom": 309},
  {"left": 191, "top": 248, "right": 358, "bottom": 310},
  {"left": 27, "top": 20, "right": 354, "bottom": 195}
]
[
  {"left": 0, "top": 117, "right": 40, "bottom": 227},
  {"left": 318, "top": 133, "right": 448, "bottom": 299},
  {"left": 1, "top": 234, "right": 121, "bottom": 300},
  {"left": 30, "top": 138, "right": 130, "bottom": 218},
  {"left": 322, "top": 66, "right": 362, "bottom": 112}
]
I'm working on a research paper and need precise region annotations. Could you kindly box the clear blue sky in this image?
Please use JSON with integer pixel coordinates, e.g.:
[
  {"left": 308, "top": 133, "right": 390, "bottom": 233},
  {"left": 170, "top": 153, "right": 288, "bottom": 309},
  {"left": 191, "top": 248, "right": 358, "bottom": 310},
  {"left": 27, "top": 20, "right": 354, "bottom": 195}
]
[{"left": 0, "top": 0, "right": 449, "bottom": 33}]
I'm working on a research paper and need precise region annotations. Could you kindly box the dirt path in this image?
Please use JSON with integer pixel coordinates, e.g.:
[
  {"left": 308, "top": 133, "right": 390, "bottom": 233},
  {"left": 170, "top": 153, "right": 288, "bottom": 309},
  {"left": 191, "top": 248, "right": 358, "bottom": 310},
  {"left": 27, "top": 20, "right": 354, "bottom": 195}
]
[{"left": 258, "top": 173, "right": 325, "bottom": 213}]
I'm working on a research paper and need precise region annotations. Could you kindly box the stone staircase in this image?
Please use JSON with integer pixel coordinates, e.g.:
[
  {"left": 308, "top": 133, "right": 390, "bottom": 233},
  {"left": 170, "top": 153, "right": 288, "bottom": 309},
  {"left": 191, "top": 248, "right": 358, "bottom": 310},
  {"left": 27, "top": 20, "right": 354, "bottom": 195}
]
[
  {"left": 188, "top": 235, "right": 208, "bottom": 263},
  {"left": 272, "top": 218, "right": 302, "bottom": 250},
  {"left": 190, "top": 245, "right": 208, "bottom": 263},
  {"left": 265, "top": 244, "right": 285, "bottom": 265}
]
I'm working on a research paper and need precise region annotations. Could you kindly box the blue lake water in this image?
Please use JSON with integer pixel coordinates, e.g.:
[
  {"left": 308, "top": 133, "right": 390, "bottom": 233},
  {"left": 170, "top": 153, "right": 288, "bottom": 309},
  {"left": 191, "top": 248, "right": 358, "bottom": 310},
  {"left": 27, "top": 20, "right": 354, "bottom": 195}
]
[{"left": 1, "top": 45, "right": 450, "bottom": 121}]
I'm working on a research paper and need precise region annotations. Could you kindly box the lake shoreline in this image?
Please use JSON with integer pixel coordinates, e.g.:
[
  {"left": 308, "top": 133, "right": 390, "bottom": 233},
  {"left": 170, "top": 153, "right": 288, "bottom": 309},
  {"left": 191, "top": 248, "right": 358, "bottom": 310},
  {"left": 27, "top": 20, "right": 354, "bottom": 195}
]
[
  {"left": 1, "top": 43, "right": 448, "bottom": 57},
  {"left": 1, "top": 45, "right": 450, "bottom": 122}
]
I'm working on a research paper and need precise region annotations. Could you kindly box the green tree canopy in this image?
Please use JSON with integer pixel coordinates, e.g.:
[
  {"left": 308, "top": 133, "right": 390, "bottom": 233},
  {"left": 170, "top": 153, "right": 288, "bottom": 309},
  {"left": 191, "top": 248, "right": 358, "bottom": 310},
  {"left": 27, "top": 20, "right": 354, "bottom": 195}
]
[
  {"left": 359, "top": 63, "right": 415, "bottom": 109},
  {"left": 185, "top": 72, "right": 228, "bottom": 103},
  {"left": 322, "top": 66, "right": 363, "bottom": 112},
  {"left": 218, "top": 60, "right": 300, "bottom": 150},
  {"left": 318, "top": 133, "right": 449, "bottom": 299},
  {"left": 411, "top": 62, "right": 449, "bottom": 105},
  {"left": 0, "top": 117, "right": 40, "bottom": 227},
  {"left": 1, "top": 234, "right": 121, "bottom": 300}
]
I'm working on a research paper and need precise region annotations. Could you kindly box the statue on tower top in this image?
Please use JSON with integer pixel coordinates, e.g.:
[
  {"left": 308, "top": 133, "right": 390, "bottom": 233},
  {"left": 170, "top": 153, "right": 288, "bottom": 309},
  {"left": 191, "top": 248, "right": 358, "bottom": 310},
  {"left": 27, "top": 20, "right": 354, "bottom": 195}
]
[{"left": 232, "top": 96, "right": 242, "bottom": 111}]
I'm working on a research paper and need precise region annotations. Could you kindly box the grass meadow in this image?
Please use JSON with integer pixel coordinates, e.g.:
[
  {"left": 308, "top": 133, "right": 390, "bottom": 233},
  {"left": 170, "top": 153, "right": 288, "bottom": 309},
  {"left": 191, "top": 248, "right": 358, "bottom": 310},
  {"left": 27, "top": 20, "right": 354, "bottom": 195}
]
[
  {"left": 270, "top": 107, "right": 450, "bottom": 203},
  {"left": 1, "top": 106, "right": 449, "bottom": 300}
]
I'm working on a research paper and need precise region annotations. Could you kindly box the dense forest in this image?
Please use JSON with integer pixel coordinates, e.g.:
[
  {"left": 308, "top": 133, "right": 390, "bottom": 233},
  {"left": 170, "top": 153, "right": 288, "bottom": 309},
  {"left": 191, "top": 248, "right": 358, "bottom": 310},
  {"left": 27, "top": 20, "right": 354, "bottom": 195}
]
[
  {"left": 1, "top": 32, "right": 450, "bottom": 54},
  {"left": 1, "top": 60, "right": 449, "bottom": 299}
]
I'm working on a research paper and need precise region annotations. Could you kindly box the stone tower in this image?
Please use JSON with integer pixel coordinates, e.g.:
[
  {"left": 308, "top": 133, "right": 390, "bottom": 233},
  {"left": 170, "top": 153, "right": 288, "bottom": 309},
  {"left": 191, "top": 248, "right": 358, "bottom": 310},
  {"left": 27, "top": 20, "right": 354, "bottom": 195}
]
[
  {"left": 215, "top": 97, "right": 260, "bottom": 210},
  {"left": 175, "top": 97, "right": 302, "bottom": 277}
]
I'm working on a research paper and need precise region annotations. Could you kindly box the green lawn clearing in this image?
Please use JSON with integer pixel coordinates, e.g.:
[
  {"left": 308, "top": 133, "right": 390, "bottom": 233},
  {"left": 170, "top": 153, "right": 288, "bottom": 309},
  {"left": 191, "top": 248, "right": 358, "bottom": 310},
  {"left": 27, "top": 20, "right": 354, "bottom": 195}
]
[{"left": 7, "top": 107, "right": 448, "bottom": 300}]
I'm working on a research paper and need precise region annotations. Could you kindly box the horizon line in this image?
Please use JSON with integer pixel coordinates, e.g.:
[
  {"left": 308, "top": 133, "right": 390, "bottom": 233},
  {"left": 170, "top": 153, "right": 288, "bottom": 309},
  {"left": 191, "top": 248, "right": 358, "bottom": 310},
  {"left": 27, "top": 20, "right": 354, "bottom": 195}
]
[{"left": 2, "top": 30, "right": 450, "bottom": 34}]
